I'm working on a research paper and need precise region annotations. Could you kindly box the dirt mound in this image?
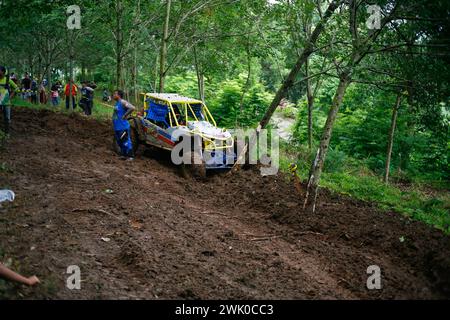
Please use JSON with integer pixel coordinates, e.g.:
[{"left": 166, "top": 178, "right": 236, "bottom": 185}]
[{"left": 0, "top": 107, "right": 449, "bottom": 299}]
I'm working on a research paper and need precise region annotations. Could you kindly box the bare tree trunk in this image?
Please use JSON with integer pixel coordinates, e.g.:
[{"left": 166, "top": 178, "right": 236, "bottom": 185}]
[
  {"left": 81, "top": 62, "right": 86, "bottom": 81},
  {"left": 37, "top": 55, "right": 43, "bottom": 84},
  {"left": 133, "top": 46, "right": 138, "bottom": 104},
  {"left": 199, "top": 73, "right": 205, "bottom": 102},
  {"left": 46, "top": 39, "right": 52, "bottom": 105},
  {"left": 303, "top": 74, "right": 350, "bottom": 212},
  {"left": 47, "top": 65, "right": 52, "bottom": 106},
  {"left": 122, "top": 62, "right": 128, "bottom": 99},
  {"left": 384, "top": 93, "right": 402, "bottom": 184},
  {"left": 69, "top": 30, "right": 74, "bottom": 113},
  {"left": 115, "top": 0, "right": 124, "bottom": 88},
  {"left": 305, "top": 58, "right": 314, "bottom": 151},
  {"left": 153, "top": 54, "right": 159, "bottom": 93},
  {"left": 239, "top": 38, "right": 251, "bottom": 113},
  {"left": 28, "top": 55, "right": 33, "bottom": 76},
  {"left": 193, "top": 45, "right": 205, "bottom": 102},
  {"left": 159, "top": 0, "right": 171, "bottom": 93}
]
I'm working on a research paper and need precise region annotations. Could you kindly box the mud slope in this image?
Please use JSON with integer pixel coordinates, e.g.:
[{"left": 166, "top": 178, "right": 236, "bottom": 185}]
[{"left": 0, "top": 107, "right": 449, "bottom": 299}]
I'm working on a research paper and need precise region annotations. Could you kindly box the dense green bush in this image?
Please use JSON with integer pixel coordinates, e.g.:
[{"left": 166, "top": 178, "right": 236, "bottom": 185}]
[
  {"left": 208, "top": 78, "right": 273, "bottom": 128},
  {"left": 165, "top": 72, "right": 200, "bottom": 99}
]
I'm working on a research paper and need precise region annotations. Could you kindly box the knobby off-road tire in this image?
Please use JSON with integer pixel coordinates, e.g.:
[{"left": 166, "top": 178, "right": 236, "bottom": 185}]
[
  {"left": 185, "top": 149, "right": 206, "bottom": 179},
  {"left": 129, "top": 125, "right": 140, "bottom": 156},
  {"left": 177, "top": 135, "right": 206, "bottom": 180}
]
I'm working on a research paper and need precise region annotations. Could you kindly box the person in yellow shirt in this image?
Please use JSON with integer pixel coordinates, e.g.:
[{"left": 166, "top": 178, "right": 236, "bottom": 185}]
[{"left": 0, "top": 66, "right": 18, "bottom": 135}]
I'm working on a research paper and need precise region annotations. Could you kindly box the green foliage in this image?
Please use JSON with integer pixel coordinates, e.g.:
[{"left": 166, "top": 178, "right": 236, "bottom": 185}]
[
  {"left": 292, "top": 75, "right": 449, "bottom": 184},
  {"left": 165, "top": 73, "right": 200, "bottom": 99},
  {"left": 0, "top": 162, "right": 12, "bottom": 173},
  {"left": 280, "top": 105, "right": 298, "bottom": 119},
  {"left": 209, "top": 78, "right": 273, "bottom": 128}
]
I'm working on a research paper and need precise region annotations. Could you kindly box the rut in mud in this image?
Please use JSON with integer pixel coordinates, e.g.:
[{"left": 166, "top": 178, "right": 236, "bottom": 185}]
[{"left": 0, "top": 107, "right": 449, "bottom": 299}]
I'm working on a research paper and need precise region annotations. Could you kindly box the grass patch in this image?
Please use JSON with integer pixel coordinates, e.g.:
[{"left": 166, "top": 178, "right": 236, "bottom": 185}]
[
  {"left": 321, "top": 172, "right": 450, "bottom": 233},
  {"left": 280, "top": 148, "right": 450, "bottom": 234},
  {"left": 12, "top": 97, "right": 113, "bottom": 122},
  {"left": 0, "top": 162, "right": 12, "bottom": 173}
]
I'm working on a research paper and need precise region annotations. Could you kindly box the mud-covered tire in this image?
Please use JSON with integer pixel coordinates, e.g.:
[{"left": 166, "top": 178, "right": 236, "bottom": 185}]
[
  {"left": 129, "top": 126, "right": 140, "bottom": 156},
  {"left": 178, "top": 150, "right": 206, "bottom": 179},
  {"left": 187, "top": 149, "right": 206, "bottom": 179},
  {"left": 176, "top": 135, "right": 206, "bottom": 179}
]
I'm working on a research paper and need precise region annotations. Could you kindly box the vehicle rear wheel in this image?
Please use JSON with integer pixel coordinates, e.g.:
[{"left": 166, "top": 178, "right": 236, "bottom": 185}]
[{"left": 130, "top": 126, "right": 140, "bottom": 156}]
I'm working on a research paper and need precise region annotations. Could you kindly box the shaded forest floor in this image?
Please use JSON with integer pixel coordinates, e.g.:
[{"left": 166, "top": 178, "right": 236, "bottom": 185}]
[{"left": 0, "top": 107, "right": 449, "bottom": 299}]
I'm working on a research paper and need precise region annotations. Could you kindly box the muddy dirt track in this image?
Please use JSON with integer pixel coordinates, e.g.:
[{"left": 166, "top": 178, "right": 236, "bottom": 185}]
[{"left": 0, "top": 107, "right": 449, "bottom": 299}]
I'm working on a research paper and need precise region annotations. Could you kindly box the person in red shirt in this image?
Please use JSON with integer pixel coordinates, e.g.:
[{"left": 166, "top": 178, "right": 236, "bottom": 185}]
[{"left": 64, "top": 79, "right": 78, "bottom": 110}]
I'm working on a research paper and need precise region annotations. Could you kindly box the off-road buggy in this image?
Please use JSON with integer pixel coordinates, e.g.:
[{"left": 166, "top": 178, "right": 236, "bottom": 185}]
[{"left": 119, "top": 93, "right": 236, "bottom": 177}]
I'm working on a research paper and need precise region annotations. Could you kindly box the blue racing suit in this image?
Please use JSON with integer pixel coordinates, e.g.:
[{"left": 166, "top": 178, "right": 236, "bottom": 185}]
[{"left": 113, "top": 99, "right": 133, "bottom": 157}]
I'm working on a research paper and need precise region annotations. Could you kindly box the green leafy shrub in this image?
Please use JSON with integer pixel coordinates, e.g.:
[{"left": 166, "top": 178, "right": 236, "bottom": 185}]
[{"left": 209, "top": 79, "right": 273, "bottom": 128}]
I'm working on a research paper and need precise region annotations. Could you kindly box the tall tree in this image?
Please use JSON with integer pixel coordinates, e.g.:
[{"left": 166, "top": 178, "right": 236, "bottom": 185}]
[
  {"left": 159, "top": 0, "right": 171, "bottom": 93},
  {"left": 232, "top": 0, "right": 342, "bottom": 171},
  {"left": 384, "top": 92, "right": 403, "bottom": 183}
]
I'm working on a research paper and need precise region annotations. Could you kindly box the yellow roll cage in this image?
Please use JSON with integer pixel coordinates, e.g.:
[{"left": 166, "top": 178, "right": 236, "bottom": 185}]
[
  {"left": 140, "top": 93, "right": 232, "bottom": 150},
  {"left": 141, "top": 93, "right": 216, "bottom": 128}
]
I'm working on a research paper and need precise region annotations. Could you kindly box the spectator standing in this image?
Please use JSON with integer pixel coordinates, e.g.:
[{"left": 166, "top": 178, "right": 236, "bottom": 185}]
[
  {"left": 21, "top": 72, "right": 31, "bottom": 100},
  {"left": 64, "top": 79, "right": 77, "bottom": 110},
  {"left": 50, "top": 83, "right": 60, "bottom": 106}
]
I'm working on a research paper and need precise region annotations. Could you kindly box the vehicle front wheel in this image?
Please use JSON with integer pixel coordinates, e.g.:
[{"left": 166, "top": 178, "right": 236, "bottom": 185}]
[
  {"left": 177, "top": 144, "right": 206, "bottom": 179},
  {"left": 185, "top": 149, "right": 206, "bottom": 179}
]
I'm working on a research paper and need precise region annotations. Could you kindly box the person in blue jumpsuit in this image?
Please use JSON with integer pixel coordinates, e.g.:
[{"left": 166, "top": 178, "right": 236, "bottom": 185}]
[{"left": 112, "top": 90, "right": 135, "bottom": 160}]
